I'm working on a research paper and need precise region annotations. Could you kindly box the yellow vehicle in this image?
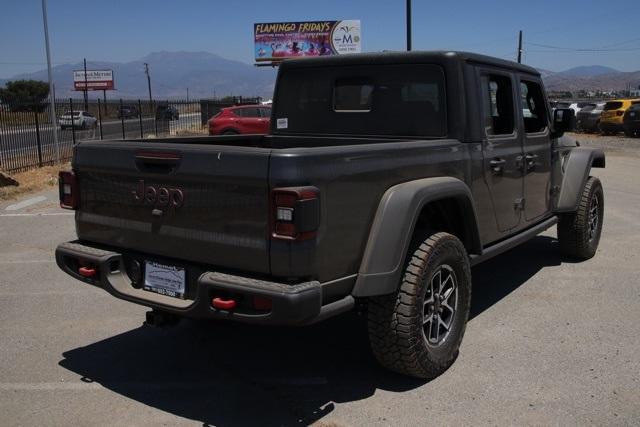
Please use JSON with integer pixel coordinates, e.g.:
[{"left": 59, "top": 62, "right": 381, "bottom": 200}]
[{"left": 600, "top": 98, "right": 640, "bottom": 134}]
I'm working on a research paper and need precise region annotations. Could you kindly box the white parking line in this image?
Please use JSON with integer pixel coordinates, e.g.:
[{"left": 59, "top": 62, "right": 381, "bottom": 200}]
[{"left": 4, "top": 196, "right": 47, "bottom": 211}]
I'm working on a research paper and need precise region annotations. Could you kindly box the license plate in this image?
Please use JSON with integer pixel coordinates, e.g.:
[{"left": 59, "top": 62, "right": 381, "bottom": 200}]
[
  {"left": 143, "top": 261, "right": 186, "bottom": 299},
  {"left": 630, "top": 112, "right": 636, "bottom": 117}
]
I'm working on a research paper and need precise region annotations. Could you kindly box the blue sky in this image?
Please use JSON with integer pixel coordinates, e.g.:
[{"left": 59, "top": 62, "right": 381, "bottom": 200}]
[{"left": 1, "top": 0, "right": 640, "bottom": 78}]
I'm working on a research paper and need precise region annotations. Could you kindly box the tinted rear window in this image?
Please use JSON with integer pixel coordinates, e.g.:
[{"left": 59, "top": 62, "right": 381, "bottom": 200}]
[
  {"left": 604, "top": 102, "right": 623, "bottom": 110},
  {"left": 274, "top": 64, "right": 446, "bottom": 137}
]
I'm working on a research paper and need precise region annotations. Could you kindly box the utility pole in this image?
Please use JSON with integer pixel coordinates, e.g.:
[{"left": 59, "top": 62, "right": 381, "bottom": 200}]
[
  {"left": 517, "top": 30, "right": 523, "bottom": 64},
  {"left": 83, "top": 58, "right": 88, "bottom": 110},
  {"left": 186, "top": 87, "right": 189, "bottom": 102},
  {"left": 41, "top": 0, "right": 60, "bottom": 164},
  {"left": 144, "top": 63, "right": 152, "bottom": 104},
  {"left": 406, "top": 0, "right": 412, "bottom": 51}
]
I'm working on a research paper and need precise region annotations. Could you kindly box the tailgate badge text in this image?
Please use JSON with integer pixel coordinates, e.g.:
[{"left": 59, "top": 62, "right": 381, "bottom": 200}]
[{"left": 133, "top": 180, "right": 184, "bottom": 209}]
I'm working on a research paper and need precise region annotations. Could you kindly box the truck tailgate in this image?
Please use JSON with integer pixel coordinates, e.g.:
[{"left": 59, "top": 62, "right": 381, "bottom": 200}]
[{"left": 73, "top": 140, "right": 272, "bottom": 274}]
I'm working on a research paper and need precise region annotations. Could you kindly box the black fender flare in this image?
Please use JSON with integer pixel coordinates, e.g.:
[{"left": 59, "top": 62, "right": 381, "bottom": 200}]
[
  {"left": 555, "top": 147, "right": 605, "bottom": 213},
  {"left": 352, "top": 177, "right": 481, "bottom": 297}
]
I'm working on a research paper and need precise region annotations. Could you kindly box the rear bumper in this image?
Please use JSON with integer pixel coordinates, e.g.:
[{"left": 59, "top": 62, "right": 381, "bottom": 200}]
[{"left": 55, "top": 241, "right": 354, "bottom": 326}]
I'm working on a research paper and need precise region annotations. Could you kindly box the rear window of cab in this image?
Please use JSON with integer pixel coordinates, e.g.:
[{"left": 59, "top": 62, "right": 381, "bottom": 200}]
[{"left": 274, "top": 64, "right": 447, "bottom": 137}]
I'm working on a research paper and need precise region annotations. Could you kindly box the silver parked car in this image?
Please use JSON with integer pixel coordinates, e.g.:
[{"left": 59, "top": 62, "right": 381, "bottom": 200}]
[{"left": 59, "top": 111, "right": 97, "bottom": 130}]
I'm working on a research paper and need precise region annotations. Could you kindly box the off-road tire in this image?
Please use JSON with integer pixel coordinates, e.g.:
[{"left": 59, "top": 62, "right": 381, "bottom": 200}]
[
  {"left": 367, "top": 232, "right": 472, "bottom": 379},
  {"left": 558, "top": 176, "right": 603, "bottom": 260}
]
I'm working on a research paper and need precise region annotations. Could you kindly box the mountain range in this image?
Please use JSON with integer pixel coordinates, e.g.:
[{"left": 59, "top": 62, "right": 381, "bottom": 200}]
[
  {"left": 0, "top": 51, "right": 277, "bottom": 100},
  {"left": 1, "top": 51, "right": 639, "bottom": 99},
  {"left": 541, "top": 65, "right": 640, "bottom": 92}
]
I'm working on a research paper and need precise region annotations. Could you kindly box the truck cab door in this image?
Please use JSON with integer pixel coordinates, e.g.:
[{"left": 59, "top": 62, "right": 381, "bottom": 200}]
[
  {"left": 480, "top": 72, "right": 523, "bottom": 233},
  {"left": 518, "top": 78, "right": 552, "bottom": 222}
]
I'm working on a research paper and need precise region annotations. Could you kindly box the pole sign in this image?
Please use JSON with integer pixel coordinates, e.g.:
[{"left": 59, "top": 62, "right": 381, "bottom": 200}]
[
  {"left": 73, "top": 69, "right": 114, "bottom": 91},
  {"left": 254, "top": 20, "right": 361, "bottom": 62}
]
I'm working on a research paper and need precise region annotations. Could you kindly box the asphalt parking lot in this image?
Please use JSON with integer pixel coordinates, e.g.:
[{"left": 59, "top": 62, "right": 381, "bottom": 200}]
[{"left": 0, "top": 137, "right": 639, "bottom": 426}]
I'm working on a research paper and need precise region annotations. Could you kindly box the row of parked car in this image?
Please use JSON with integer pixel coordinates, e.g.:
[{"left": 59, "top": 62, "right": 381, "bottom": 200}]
[
  {"left": 58, "top": 105, "right": 181, "bottom": 130},
  {"left": 56, "top": 100, "right": 640, "bottom": 137},
  {"left": 214, "top": 100, "right": 640, "bottom": 138},
  {"left": 552, "top": 99, "right": 640, "bottom": 137}
]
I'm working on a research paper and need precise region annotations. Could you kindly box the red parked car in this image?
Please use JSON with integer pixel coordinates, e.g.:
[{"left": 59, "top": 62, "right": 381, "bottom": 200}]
[{"left": 208, "top": 105, "right": 271, "bottom": 135}]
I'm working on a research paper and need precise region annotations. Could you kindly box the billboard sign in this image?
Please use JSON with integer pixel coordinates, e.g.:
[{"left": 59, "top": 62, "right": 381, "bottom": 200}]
[
  {"left": 73, "top": 69, "right": 114, "bottom": 91},
  {"left": 254, "top": 20, "right": 361, "bottom": 62}
]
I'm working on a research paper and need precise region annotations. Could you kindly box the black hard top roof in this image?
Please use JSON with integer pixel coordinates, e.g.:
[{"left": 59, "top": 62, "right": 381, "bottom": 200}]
[{"left": 279, "top": 50, "right": 540, "bottom": 76}]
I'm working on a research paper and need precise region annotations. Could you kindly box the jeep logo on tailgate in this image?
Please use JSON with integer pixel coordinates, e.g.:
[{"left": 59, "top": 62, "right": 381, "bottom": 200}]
[{"left": 132, "top": 180, "right": 184, "bottom": 208}]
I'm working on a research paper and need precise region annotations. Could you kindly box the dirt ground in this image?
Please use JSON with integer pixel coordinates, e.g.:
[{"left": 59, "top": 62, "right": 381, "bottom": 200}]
[{"left": 0, "top": 163, "right": 68, "bottom": 201}]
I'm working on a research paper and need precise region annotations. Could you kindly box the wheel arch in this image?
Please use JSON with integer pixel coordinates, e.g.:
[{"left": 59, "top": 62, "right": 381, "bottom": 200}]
[
  {"left": 556, "top": 147, "right": 605, "bottom": 213},
  {"left": 221, "top": 127, "right": 240, "bottom": 135},
  {"left": 352, "top": 177, "right": 481, "bottom": 297}
]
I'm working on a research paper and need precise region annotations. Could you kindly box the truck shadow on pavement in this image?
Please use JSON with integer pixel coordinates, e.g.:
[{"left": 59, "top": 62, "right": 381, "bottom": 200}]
[{"left": 59, "top": 236, "right": 563, "bottom": 426}]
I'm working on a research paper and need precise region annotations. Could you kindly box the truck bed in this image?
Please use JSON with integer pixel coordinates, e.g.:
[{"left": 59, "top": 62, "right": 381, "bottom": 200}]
[{"left": 73, "top": 134, "right": 470, "bottom": 284}]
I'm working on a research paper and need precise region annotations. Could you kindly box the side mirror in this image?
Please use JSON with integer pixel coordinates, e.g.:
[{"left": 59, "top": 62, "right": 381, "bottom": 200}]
[{"left": 552, "top": 108, "right": 575, "bottom": 137}]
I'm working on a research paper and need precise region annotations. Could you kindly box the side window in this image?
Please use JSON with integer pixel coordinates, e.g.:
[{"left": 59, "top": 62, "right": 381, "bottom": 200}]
[
  {"left": 520, "top": 80, "right": 548, "bottom": 133},
  {"left": 482, "top": 74, "right": 515, "bottom": 136},
  {"left": 260, "top": 107, "right": 271, "bottom": 117},
  {"left": 233, "top": 108, "right": 247, "bottom": 117},
  {"left": 243, "top": 108, "right": 261, "bottom": 118}
]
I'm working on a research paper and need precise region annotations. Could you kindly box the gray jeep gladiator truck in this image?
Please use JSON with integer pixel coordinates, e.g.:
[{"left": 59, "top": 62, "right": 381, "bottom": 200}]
[{"left": 56, "top": 51, "right": 605, "bottom": 379}]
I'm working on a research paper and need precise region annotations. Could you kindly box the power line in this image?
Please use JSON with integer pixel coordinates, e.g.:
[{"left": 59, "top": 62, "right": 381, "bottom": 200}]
[
  {"left": 525, "top": 42, "right": 640, "bottom": 52},
  {"left": 599, "top": 36, "right": 640, "bottom": 48}
]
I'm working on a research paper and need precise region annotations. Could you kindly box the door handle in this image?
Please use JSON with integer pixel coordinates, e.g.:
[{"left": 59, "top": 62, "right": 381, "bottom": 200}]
[
  {"left": 489, "top": 158, "right": 506, "bottom": 175},
  {"left": 525, "top": 153, "right": 538, "bottom": 171}
]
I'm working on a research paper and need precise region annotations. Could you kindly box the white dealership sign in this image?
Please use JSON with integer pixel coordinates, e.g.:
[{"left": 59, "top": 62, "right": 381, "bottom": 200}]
[{"left": 73, "top": 69, "right": 114, "bottom": 91}]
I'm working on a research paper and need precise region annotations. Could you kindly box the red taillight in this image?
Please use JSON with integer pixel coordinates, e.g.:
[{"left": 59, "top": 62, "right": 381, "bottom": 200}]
[
  {"left": 616, "top": 110, "right": 624, "bottom": 116},
  {"left": 270, "top": 186, "right": 320, "bottom": 241},
  {"left": 59, "top": 171, "right": 78, "bottom": 210}
]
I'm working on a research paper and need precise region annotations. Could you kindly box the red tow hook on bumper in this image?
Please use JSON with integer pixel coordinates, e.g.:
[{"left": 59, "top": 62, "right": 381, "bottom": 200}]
[
  {"left": 78, "top": 266, "right": 97, "bottom": 278},
  {"left": 211, "top": 297, "right": 237, "bottom": 310}
]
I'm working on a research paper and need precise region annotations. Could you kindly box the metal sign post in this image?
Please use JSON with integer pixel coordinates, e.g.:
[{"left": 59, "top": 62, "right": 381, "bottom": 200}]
[
  {"left": 41, "top": 0, "right": 60, "bottom": 164},
  {"left": 406, "top": 0, "right": 412, "bottom": 51},
  {"left": 83, "top": 58, "right": 89, "bottom": 110}
]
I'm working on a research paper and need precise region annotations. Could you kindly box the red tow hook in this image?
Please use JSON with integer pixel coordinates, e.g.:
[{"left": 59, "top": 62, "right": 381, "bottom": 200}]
[
  {"left": 78, "top": 266, "right": 97, "bottom": 278},
  {"left": 212, "top": 297, "right": 237, "bottom": 310}
]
